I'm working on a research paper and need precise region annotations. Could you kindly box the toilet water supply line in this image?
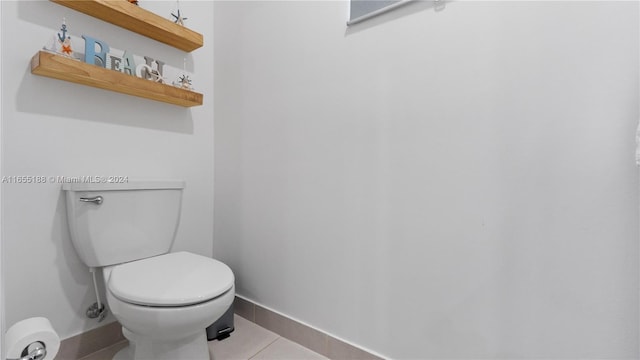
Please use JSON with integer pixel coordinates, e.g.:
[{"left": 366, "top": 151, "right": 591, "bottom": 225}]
[
  {"left": 91, "top": 268, "right": 102, "bottom": 310},
  {"left": 87, "top": 267, "right": 107, "bottom": 321}
]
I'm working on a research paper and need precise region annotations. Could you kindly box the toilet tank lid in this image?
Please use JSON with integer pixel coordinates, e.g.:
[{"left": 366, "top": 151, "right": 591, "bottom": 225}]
[{"left": 62, "top": 180, "right": 185, "bottom": 191}]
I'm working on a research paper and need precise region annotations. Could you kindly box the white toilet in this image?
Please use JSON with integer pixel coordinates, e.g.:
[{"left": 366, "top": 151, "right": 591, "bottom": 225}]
[{"left": 63, "top": 180, "right": 234, "bottom": 360}]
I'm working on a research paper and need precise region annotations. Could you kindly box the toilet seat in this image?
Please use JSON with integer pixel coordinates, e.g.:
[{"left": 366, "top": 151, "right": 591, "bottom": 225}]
[{"left": 108, "top": 251, "right": 234, "bottom": 307}]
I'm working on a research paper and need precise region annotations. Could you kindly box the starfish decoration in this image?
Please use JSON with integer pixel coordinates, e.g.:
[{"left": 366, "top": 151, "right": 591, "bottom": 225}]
[
  {"left": 171, "top": 9, "right": 187, "bottom": 26},
  {"left": 61, "top": 42, "right": 73, "bottom": 55},
  {"left": 177, "top": 74, "right": 192, "bottom": 89},
  {"left": 149, "top": 71, "right": 167, "bottom": 84}
]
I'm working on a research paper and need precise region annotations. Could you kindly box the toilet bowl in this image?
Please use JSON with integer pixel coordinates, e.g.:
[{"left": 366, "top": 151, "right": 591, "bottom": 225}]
[
  {"left": 104, "top": 252, "right": 235, "bottom": 359},
  {"left": 105, "top": 252, "right": 234, "bottom": 340},
  {"left": 63, "top": 181, "right": 235, "bottom": 360}
]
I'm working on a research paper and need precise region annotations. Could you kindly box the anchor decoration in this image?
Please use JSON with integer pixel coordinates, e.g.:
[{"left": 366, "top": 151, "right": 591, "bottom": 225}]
[
  {"left": 43, "top": 18, "right": 77, "bottom": 58},
  {"left": 57, "top": 20, "right": 68, "bottom": 43}
]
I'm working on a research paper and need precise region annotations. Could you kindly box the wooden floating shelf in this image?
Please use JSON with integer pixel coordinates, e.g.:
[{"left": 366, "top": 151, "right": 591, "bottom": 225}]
[
  {"left": 50, "top": 0, "right": 203, "bottom": 52},
  {"left": 31, "top": 51, "right": 203, "bottom": 107}
]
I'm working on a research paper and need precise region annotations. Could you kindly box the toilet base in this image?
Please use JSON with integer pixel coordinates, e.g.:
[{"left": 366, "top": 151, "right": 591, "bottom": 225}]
[{"left": 113, "top": 327, "right": 210, "bottom": 360}]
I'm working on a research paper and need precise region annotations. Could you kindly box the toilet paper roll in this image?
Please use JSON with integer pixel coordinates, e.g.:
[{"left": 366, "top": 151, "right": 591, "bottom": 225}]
[{"left": 5, "top": 317, "right": 60, "bottom": 360}]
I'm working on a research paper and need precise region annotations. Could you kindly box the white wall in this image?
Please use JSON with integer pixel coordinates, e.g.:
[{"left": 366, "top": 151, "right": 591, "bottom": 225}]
[
  {"left": 213, "top": 1, "right": 639, "bottom": 358},
  {"left": 0, "top": 1, "right": 4, "bottom": 355},
  {"left": 1, "top": 0, "right": 214, "bottom": 339}
]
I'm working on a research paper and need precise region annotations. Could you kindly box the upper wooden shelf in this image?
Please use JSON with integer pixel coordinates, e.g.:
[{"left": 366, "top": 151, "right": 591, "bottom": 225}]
[
  {"left": 50, "top": 0, "right": 203, "bottom": 52},
  {"left": 31, "top": 51, "right": 203, "bottom": 107}
]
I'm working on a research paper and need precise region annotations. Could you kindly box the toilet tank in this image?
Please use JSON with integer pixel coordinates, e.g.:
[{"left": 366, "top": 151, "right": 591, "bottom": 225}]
[{"left": 63, "top": 180, "right": 185, "bottom": 267}]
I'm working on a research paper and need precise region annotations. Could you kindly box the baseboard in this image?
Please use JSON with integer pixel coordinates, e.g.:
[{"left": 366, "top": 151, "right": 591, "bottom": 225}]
[
  {"left": 234, "top": 295, "right": 385, "bottom": 360},
  {"left": 55, "top": 321, "right": 125, "bottom": 360},
  {"left": 54, "top": 296, "right": 384, "bottom": 360}
]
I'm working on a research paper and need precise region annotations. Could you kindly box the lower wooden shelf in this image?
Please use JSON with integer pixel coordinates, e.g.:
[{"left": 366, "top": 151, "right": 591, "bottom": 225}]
[{"left": 30, "top": 51, "right": 203, "bottom": 107}]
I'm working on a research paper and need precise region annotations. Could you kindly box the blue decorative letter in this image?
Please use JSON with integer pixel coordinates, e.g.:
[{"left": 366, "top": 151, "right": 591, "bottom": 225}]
[{"left": 82, "top": 35, "right": 110, "bottom": 67}]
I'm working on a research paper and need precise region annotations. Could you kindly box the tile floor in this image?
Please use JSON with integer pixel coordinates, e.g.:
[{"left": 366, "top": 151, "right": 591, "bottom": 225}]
[{"left": 79, "top": 315, "right": 328, "bottom": 360}]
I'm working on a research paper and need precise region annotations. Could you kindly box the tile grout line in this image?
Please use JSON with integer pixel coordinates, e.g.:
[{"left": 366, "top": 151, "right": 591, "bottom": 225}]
[
  {"left": 76, "top": 339, "right": 128, "bottom": 360},
  {"left": 247, "top": 335, "right": 281, "bottom": 360}
]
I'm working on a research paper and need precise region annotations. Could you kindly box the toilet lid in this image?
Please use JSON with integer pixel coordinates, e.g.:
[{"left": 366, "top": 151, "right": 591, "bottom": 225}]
[{"left": 108, "top": 252, "right": 234, "bottom": 307}]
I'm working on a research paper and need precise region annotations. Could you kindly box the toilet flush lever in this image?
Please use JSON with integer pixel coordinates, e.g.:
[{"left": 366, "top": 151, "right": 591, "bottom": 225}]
[{"left": 79, "top": 196, "right": 103, "bottom": 205}]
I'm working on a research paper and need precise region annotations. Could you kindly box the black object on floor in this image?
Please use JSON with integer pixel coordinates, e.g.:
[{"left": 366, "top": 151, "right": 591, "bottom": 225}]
[{"left": 206, "top": 302, "right": 235, "bottom": 341}]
